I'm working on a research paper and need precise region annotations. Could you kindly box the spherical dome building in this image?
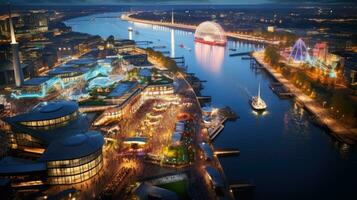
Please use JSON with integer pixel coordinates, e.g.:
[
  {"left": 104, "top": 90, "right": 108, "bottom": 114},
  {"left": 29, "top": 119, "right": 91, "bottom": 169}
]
[{"left": 194, "top": 21, "right": 227, "bottom": 46}]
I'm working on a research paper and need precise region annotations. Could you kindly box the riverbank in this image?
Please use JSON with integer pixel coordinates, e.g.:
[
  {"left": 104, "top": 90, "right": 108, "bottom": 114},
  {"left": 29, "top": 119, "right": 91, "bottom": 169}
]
[
  {"left": 252, "top": 51, "right": 357, "bottom": 145},
  {"left": 121, "top": 13, "right": 280, "bottom": 45}
]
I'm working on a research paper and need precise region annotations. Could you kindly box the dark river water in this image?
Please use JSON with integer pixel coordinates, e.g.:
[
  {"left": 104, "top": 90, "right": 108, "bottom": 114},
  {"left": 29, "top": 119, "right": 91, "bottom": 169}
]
[{"left": 65, "top": 12, "right": 357, "bottom": 200}]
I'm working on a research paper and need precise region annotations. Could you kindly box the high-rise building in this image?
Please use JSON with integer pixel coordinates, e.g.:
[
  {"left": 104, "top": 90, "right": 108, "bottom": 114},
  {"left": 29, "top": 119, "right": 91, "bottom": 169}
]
[{"left": 8, "top": 5, "right": 24, "bottom": 87}]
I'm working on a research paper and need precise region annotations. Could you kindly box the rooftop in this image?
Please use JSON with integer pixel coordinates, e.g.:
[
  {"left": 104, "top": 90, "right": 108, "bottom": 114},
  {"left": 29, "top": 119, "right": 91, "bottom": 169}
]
[
  {"left": 200, "top": 143, "right": 214, "bottom": 160},
  {"left": 204, "top": 165, "right": 224, "bottom": 188},
  {"left": 6, "top": 100, "right": 78, "bottom": 123},
  {"left": 48, "top": 66, "right": 89, "bottom": 76},
  {"left": 23, "top": 76, "right": 53, "bottom": 86},
  {"left": 108, "top": 81, "right": 138, "bottom": 98},
  {"left": 66, "top": 58, "right": 96, "bottom": 66},
  {"left": 40, "top": 131, "right": 104, "bottom": 161},
  {"left": 139, "top": 68, "right": 152, "bottom": 77},
  {"left": 0, "top": 156, "right": 46, "bottom": 176}
]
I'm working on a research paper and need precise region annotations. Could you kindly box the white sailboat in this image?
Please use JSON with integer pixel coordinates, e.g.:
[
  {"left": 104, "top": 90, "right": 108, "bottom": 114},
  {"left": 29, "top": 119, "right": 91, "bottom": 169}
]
[{"left": 251, "top": 83, "right": 267, "bottom": 110}]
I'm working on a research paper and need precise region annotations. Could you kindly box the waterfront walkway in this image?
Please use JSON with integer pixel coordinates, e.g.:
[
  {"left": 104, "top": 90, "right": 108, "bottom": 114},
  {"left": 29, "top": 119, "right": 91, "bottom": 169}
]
[
  {"left": 253, "top": 51, "right": 356, "bottom": 144},
  {"left": 121, "top": 14, "right": 280, "bottom": 45}
]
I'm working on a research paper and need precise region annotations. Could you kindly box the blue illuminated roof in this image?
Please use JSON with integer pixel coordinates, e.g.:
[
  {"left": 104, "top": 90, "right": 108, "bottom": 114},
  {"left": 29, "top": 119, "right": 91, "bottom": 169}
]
[
  {"left": 139, "top": 68, "right": 152, "bottom": 77},
  {"left": 23, "top": 76, "right": 53, "bottom": 86},
  {"left": 48, "top": 67, "right": 89, "bottom": 76},
  {"left": 40, "top": 131, "right": 104, "bottom": 161},
  {"left": 88, "top": 75, "right": 123, "bottom": 89},
  {"left": 204, "top": 166, "right": 224, "bottom": 188},
  {"left": 108, "top": 81, "right": 138, "bottom": 98},
  {"left": 200, "top": 143, "right": 213, "bottom": 160},
  {"left": 67, "top": 58, "right": 96, "bottom": 66}
]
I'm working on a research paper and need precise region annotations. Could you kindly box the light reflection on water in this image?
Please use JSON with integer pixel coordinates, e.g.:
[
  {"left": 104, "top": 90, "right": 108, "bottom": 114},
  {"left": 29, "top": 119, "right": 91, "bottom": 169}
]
[
  {"left": 65, "top": 12, "right": 357, "bottom": 200},
  {"left": 194, "top": 42, "right": 225, "bottom": 74}
]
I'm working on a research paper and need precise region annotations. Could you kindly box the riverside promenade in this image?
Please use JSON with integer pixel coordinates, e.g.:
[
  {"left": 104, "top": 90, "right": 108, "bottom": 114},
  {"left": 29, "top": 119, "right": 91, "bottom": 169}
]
[
  {"left": 121, "top": 13, "right": 280, "bottom": 45},
  {"left": 253, "top": 51, "right": 356, "bottom": 145}
]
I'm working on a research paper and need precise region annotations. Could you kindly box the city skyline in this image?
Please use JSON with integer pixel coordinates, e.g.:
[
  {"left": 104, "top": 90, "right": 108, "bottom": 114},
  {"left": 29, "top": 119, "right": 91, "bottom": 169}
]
[{"left": 1, "top": 0, "right": 357, "bottom": 5}]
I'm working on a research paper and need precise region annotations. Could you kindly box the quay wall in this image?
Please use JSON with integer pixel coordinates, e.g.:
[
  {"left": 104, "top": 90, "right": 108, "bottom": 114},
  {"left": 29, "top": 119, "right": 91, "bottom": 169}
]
[{"left": 252, "top": 51, "right": 356, "bottom": 144}]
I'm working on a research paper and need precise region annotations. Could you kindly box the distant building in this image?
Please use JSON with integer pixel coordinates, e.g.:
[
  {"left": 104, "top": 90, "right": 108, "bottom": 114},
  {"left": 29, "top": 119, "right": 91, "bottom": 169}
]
[
  {"left": 267, "top": 26, "right": 275, "bottom": 33},
  {"left": 28, "top": 11, "right": 48, "bottom": 33},
  {"left": 313, "top": 42, "right": 328, "bottom": 63},
  {"left": 122, "top": 54, "right": 150, "bottom": 67},
  {"left": 114, "top": 39, "right": 136, "bottom": 53},
  {"left": 334, "top": 51, "right": 357, "bottom": 87}
]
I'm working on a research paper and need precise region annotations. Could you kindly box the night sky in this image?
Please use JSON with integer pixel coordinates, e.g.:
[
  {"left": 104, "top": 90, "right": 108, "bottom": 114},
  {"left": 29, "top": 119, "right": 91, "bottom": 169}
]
[{"left": 1, "top": 0, "right": 356, "bottom": 5}]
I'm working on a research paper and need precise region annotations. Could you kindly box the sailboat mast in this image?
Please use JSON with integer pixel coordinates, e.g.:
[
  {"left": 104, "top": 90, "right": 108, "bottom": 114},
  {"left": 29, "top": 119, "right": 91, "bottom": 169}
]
[{"left": 258, "top": 82, "right": 261, "bottom": 99}]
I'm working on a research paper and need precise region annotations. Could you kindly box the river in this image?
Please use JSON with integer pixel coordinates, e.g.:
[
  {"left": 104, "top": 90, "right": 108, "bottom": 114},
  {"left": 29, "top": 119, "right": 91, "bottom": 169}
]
[{"left": 65, "top": 12, "right": 357, "bottom": 200}]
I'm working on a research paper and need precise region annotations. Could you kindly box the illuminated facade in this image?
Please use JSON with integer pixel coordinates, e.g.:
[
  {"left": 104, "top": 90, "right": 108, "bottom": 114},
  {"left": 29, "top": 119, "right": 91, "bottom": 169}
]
[
  {"left": 0, "top": 100, "right": 104, "bottom": 185},
  {"left": 194, "top": 21, "right": 226, "bottom": 46},
  {"left": 11, "top": 76, "right": 65, "bottom": 99},
  {"left": 93, "top": 82, "right": 175, "bottom": 126},
  {"left": 41, "top": 132, "right": 104, "bottom": 185},
  {"left": 142, "top": 83, "right": 174, "bottom": 96},
  {"left": 48, "top": 66, "right": 90, "bottom": 84}
]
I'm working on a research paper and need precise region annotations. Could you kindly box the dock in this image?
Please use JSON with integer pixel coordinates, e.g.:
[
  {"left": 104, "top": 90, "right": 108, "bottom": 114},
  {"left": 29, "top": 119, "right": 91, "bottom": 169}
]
[
  {"left": 252, "top": 51, "right": 356, "bottom": 144},
  {"left": 241, "top": 56, "right": 253, "bottom": 60},
  {"left": 269, "top": 83, "right": 294, "bottom": 99},
  {"left": 230, "top": 180, "right": 256, "bottom": 200},
  {"left": 214, "top": 148, "right": 240, "bottom": 156},
  {"left": 218, "top": 106, "right": 239, "bottom": 120},
  {"left": 209, "top": 124, "right": 224, "bottom": 141},
  {"left": 229, "top": 51, "right": 251, "bottom": 57},
  {"left": 159, "top": 51, "right": 170, "bottom": 55},
  {"left": 135, "top": 41, "right": 153, "bottom": 45},
  {"left": 152, "top": 45, "right": 166, "bottom": 49},
  {"left": 197, "top": 96, "right": 212, "bottom": 103},
  {"left": 170, "top": 56, "right": 185, "bottom": 65}
]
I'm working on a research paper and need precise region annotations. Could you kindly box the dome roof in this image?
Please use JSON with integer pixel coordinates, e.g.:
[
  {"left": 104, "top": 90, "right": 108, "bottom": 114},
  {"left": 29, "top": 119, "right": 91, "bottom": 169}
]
[
  {"left": 7, "top": 100, "right": 78, "bottom": 123},
  {"left": 194, "top": 21, "right": 226, "bottom": 44},
  {"left": 40, "top": 131, "right": 104, "bottom": 161}
]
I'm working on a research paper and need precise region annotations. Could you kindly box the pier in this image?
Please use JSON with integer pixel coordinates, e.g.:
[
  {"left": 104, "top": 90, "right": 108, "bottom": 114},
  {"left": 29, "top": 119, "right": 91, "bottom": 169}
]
[
  {"left": 135, "top": 41, "right": 153, "bottom": 45},
  {"left": 252, "top": 51, "right": 356, "bottom": 144},
  {"left": 170, "top": 56, "right": 185, "bottom": 65},
  {"left": 230, "top": 180, "right": 256, "bottom": 200},
  {"left": 152, "top": 45, "right": 166, "bottom": 49},
  {"left": 214, "top": 148, "right": 240, "bottom": 156},
  {"left": 159, "top": 50, "right": 170, "bottom": 55},
  {"left": 197, "top": 96, "right": 212, "bottom": 103},
  {"left": 269, "top": 83, "right": 294, "bottom": 99},
  {"left": 229, "top": 51, "right": 251, "bottom": 57},
  {"left": 209, "top": 124, "right": 224, "bottom": 141}
]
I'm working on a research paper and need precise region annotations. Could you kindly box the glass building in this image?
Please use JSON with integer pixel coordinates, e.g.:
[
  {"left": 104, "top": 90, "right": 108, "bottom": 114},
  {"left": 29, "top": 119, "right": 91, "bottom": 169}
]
[{"left": 0, "top": 100, "right": 104, "bottom": 185}]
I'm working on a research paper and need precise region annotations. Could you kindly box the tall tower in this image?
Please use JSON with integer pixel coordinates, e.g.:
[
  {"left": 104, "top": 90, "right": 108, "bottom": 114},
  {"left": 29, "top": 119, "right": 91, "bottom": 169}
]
[
  {"left": 8, "top": 4, "right": 24, "bottom": 87},
  {"left": 171, "top": 9, "right": 174, "bottom": 24}
]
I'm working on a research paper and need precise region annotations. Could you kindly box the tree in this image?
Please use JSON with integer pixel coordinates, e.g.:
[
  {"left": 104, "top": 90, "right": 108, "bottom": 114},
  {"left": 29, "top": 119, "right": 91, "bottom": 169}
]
[{"left": 264, "top": 46, "right": 280, "bottom": 67}]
